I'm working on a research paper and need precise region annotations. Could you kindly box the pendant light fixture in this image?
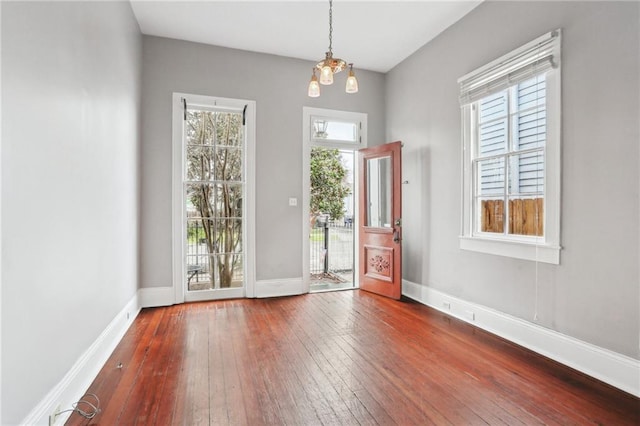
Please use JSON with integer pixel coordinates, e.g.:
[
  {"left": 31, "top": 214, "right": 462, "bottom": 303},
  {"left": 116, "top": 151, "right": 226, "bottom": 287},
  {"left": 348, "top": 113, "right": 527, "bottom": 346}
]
[{"left": 307, "top": 0, "right": 358, "bottom": 97}]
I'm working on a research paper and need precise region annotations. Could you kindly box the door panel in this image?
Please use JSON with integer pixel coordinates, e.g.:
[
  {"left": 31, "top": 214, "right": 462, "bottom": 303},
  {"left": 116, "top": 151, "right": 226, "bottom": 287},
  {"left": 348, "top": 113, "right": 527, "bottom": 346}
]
[
  {"left": 358, "top": 141, "right": 402, "bottom": 299},
  {"left": 182, "top": 101, "right": 246, "bottom": 301}
]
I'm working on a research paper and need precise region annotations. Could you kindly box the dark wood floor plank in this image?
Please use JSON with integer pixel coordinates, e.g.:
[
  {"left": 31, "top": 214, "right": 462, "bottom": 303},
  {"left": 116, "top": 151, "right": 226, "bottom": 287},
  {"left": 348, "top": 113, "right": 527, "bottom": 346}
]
[
  {"left": 292, "top": 307, "right": 385, "bottom": 424},
  {"left": 307, "top": 293, "right": 444, "bottom": 424},
  {"left": 236, "top": 300, "right": 288, "bottom": 425},
  {"left": 264, "top": 299, "right": 343, "bottom": 425},
  {"left": 292, "top": 292, "right": 398, "bottom": 425},
  {"left": 71, "top": 308, "right": 166, "bottom": 425},
  {"left": 275, "top": 296, "right": 371, "bottom": 425},
  {"left": 387, "top": 294, "right": 637, "bottom": 425},
  {"left": 350, "top": 294, "right": 569, "bottom": 424},
  {"left": 258, "top": 299, "right": 328, "bottom": 425},
  {"left": 153, "top": 308, "right": 189, "bottom": 425},
  {"left": 119, "top": 305, "right": 183, "bottom": 425},
  {"left": 285, "top": 301, "right": 380, "bottom": 425},
  {"left": 341, "top": 295, "right": 538, "bottom": 425},
  {"left": 225, "top": 303, "right": 262, "bottom": 426},
  {"left": 181, "top": 305, "right": 212, "bottom": 425},
  {"left": 218, "top": 304, "right": 251, "bottom": 426},
  {"left": 320, "top": 292, "right": 476, "bottom": 424},
  {"left": 208, "top": 305, "right": 231, "bottom": 425},
  {"left": 67, "top": 290, "right": 640, "bottom": 426},
  {"left": 64, "top": 308, "right": 158, "bottom": 425}
]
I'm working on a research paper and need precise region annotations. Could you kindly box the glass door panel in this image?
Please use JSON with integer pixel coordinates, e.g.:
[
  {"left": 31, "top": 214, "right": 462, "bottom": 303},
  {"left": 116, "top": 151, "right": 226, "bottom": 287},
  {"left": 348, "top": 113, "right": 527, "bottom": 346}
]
[{"left": 184, "top": 108, "right": 245, "bottom": 299}]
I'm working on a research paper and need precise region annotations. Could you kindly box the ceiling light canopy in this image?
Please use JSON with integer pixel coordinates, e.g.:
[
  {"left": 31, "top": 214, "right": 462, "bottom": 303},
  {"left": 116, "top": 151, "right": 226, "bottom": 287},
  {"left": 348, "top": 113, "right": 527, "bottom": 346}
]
[{"left": 308, "top": 0, "right": 358, "bottom": 97}]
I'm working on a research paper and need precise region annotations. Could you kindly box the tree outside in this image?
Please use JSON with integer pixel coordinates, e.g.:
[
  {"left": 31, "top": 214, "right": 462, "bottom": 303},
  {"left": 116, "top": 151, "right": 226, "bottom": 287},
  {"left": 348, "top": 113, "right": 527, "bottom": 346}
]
[
  {"left": 310, "top": 147, "right": 351, "bottom": 222},
  {"left": 185, "top": 109, "right": 243, "bottom": 289}
]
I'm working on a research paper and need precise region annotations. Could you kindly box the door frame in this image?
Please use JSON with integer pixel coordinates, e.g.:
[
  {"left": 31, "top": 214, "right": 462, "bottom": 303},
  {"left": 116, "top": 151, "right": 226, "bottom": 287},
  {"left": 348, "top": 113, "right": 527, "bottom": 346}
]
[
  {"left": 302, "top": 107, "right": 367, "bottom": 293},
  {"left": 171, "top": 92, "right": 256, "bottom": 303}
]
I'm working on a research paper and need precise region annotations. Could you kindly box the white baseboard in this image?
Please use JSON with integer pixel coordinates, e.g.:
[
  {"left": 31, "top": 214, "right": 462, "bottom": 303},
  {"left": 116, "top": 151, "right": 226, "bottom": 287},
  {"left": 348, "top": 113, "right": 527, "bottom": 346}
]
[
  {"left": 137, "top": 279, "right": 306, "bottom": 305},
  {"left": 21, "top": 293, "right": 140, "bottom": 426},
  {"left": 402, "top": 279, "right": 640, "bottom": 397},
  {"left": 255, "top": 277, "right": 304, "bottom": 298},
  {"left": 138, "top": 286, "right": 175, "bottom": 308}
]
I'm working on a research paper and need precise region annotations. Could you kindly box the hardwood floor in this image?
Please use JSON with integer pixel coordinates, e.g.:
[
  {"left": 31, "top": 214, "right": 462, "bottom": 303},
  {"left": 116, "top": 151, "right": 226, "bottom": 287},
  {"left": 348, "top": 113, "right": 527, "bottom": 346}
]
[{"left": 67, "top": 290, "right": 639, "bottom": 425}]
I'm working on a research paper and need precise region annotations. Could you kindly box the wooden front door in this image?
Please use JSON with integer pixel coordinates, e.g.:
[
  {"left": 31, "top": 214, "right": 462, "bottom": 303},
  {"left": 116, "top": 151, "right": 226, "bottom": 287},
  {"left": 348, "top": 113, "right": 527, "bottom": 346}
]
[{"left": 358, "top": 141, "right": 402, "bottom": 299}]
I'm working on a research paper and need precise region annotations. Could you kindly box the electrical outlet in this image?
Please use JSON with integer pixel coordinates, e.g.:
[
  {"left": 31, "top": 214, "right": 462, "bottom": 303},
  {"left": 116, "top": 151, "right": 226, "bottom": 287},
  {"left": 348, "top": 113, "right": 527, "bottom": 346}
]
[
  {"left": 442, "top": 301, "right": 451, "bottom": 310},
  {"left": 48, "top": 405, "right": 61, "bottom": 426},
  {"left": 464, "top": 310, "right": 475, "bottom": 321}
]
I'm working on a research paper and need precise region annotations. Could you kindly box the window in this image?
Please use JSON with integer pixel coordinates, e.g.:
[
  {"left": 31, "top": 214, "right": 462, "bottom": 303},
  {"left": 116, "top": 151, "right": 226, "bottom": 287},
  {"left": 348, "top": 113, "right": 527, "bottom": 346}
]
[
  {"left": 459, "top": 30, "right": 561, "bottom": 264},
  {"left": 312, "top": 118, "right": 359, "bottom": 143},
  {"left": 172, "top": 93, "right": 256, "bottom": 302},
  {"left": 308, "top": 110, "right": 365, "bottom": 147}
]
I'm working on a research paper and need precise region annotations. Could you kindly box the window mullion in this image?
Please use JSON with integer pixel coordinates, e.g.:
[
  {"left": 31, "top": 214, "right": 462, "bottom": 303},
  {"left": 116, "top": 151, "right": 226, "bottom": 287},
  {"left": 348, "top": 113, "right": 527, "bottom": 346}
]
[
  {"left": 471, "top": 104, "right": 480, "bottom": 234},
  {"left": 504, "top": 87, "right": 513, "bottom": 236}
]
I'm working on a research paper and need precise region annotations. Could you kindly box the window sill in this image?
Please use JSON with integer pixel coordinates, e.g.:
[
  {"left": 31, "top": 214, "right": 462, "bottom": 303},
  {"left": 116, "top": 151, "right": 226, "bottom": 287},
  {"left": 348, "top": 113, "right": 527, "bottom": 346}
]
[{"left": 459, "top": 236, "right": 560, "bottom": 264}]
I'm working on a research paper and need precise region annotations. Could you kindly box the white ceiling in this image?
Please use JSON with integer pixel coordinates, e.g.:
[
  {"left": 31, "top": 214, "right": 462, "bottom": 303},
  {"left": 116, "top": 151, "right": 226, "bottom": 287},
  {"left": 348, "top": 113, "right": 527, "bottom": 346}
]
[{"left": 130, "top": 1, "right": 482, "bottom": 73}]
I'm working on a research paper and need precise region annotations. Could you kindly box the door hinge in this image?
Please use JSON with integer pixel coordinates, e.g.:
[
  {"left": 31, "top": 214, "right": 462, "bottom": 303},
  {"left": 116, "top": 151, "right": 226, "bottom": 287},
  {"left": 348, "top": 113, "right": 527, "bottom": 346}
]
[{"left": 182, "top": 98, "right": 187, "bottom": 121}]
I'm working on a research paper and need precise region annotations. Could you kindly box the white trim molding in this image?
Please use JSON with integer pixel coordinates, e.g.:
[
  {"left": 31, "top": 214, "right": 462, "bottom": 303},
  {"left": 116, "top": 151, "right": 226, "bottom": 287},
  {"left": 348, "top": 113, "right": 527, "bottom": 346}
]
[
  {"left": 459, "top": 236, "right": 560, "bottom": 264},
  {"left": 0, "top": 2, "right": 4, "bottom": 422},
  {"left": 403, "top": 279, "right": 640, "bottom": 397},
  {"left": 255, "top": 278, "right": 304, "bottom": 298},
  {"left": 21, "top": 293, "right": 140, "bottom": 426}
]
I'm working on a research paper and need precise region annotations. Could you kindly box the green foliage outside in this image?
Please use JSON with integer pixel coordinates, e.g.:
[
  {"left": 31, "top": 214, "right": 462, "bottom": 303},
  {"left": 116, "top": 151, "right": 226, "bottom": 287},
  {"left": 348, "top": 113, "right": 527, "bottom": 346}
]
[
  {"left": 310, "top": 147, "right": 351, "bottom": 221},
  {"left": 187, "top": 225, "right": 206, "bottom": 243}
]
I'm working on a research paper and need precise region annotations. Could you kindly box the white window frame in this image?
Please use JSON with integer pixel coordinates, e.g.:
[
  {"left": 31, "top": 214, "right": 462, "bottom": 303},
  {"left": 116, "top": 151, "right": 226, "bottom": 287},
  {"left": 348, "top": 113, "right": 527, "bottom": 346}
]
[
  {"left": 459, "top": 30, "right": 562, "bottom": 264},
  {"left": 172, "top": 93, "right": 256, "bottom": 302},
  {"left": 302, "top": 107, "right": 367, "bottom": 292},
  {"left": 307, "top": 110, "right": 366, "bottom": 149}
]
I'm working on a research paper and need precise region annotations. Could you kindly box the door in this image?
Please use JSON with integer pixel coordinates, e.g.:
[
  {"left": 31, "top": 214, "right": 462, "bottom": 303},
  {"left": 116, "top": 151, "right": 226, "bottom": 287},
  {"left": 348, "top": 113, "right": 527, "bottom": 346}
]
[
  {"left": 358, "top": 141, "right": 402, "bottom": 299},
  {"left": 172, "top": 93, "right": 256, "bottom": 303},
  {"left": 302, "top": 107, "right": 367, "bottom": 296}
]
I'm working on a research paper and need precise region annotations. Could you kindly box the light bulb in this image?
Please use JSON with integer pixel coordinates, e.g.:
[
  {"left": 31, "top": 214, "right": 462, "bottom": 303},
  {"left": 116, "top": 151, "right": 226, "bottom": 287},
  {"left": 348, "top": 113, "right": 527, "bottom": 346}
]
[
  {"left": 308, "top": 68, "right": 320, "bottom": 97},
  {"left": 320, "top": 65, "right": 334, "bottom": 85},
  {"left": 345, "top": 65, "right": 358, "bottom": 94},
  {"left": 308, "top": 80, "right": 320, "bottom": 97}
]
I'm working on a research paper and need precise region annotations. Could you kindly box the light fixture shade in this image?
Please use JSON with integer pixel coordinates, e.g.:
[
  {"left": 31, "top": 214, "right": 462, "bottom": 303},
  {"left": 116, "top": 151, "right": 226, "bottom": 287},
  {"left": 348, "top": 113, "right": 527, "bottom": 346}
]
[
  {"left": 345, "top": 65, "right": 358, "bottom": 94},
  {"left": 308, "top": 80, "right": 320, "bottom": 97},
  {"left": 308, "top": 69, "right": 320, "bottom": 97},
  {"left": 320, "top": 65, "right": 334, "bottom": 85}
]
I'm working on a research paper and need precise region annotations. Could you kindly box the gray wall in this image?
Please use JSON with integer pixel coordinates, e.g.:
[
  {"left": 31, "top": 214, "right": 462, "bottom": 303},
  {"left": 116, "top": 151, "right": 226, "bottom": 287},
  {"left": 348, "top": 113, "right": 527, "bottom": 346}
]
[
  {"left": 386, "top": 1, "right": 639, "bottom": 358},
  {"left": 1, "top": 2, "right": 141, "bottom": 424},
  {"left": 140, "top": 36, "right": 385, "bottom": 287}
]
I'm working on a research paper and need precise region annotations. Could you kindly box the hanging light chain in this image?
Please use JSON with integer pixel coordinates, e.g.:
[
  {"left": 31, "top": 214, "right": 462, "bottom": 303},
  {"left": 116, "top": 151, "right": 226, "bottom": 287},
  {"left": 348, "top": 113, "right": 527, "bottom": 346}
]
[
  {"left": 308, "top": 0, "right": 358, "bottom": 96},
  {"left": 328, "top": 0, "right": 333, "bottom": 54}
]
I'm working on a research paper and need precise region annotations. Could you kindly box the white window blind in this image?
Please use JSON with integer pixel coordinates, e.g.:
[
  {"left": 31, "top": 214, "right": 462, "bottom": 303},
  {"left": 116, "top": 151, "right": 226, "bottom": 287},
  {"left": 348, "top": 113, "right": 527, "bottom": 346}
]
[
  {"left": 476, "top": 75, "right": 546, "bottom": 197},
  {"left": 459, "top": 30, "right": 560, "bottom": 105}
]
